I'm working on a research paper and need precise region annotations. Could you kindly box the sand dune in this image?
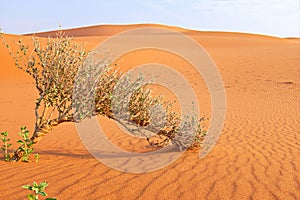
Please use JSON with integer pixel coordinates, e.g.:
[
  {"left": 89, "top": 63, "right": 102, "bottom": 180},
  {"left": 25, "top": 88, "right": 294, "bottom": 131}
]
[
  {"left": 0, "top": 24, "right": 299, "bottom": 199},
  {"left": 25, "top": 23, "right": 293, "bottom": 41},
  {"left": 24, "top": 24, "right": 190, "bottom": 37}
]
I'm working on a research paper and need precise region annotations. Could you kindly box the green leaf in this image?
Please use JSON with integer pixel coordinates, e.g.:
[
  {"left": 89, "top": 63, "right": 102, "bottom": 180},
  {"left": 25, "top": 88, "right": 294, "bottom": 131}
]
[
  {"left": 17, "top": 140, "right": 24, "bottom": 144},
  {"left": 38, "top": 191, "right": 47, "bottom": 196},
  {"left": 39, "top": 181, "right": 48, "bottom": 187},
  {"left": 22, "top": 185, "right": 32, "bottom": 190},
  {"left": 28, "top": 149, "right": 34, "bottom": 154},
  {"left": 19, "top": 147, "right": 25, "bottom": 152},
  {"left": 1, "top": 132, "right": 8, "bottom": 137},
  {"left": 27, "top": 194, "right": 36, "bottom": 200},
  {"left": 45, "top": 198, "right": 57, "bottom": 200},
  {"left": 24, "top": 130, "right": 29, "bottom": 137}
]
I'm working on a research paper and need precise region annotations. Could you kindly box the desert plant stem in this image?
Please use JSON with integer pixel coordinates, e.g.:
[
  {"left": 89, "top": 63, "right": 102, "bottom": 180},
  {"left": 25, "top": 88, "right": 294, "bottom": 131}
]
[{"left": 31, "top": 116, "right": 74, "bottom": 144}]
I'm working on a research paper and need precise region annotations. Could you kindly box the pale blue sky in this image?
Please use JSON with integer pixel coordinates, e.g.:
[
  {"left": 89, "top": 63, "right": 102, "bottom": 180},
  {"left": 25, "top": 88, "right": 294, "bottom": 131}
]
[{"left": 0, "top": 0, "right": 299, "bottom": 37}]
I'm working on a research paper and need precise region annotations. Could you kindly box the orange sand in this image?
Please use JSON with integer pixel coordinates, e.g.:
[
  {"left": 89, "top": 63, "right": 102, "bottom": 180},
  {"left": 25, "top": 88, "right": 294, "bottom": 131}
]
[{"left": 0, "top": 24, "right": 299, "bottom": 199}]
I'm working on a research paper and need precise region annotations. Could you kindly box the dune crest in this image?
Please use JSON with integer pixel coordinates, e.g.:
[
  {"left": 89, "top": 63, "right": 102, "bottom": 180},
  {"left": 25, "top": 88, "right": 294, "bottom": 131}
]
[{"left": 22, "top": 23, "right": 296, "bottom": 41}]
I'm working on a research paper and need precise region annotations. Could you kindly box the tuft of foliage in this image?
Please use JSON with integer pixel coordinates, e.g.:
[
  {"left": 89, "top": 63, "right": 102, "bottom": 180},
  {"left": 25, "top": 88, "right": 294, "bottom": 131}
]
[
  {"left": 17, "top": 126, "right": 34, "bottom": 162},
  {"left": 129, "top": 85, "right": 164, "bottom": 127},
  {"left": 22, "top": 181, "right": 57, "bottom": 200},
  {"left": 110, "top": 73, "right": 207, "bottom": 150}
]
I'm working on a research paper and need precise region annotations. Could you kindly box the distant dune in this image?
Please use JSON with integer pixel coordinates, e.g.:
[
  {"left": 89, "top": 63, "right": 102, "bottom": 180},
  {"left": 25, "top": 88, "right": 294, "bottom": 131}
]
[
  {"left": 1, "top": 24, "right": 299, "bottom": 199},
  {"left": 24, "top": 24, "right": 190, "bottom": 37}
]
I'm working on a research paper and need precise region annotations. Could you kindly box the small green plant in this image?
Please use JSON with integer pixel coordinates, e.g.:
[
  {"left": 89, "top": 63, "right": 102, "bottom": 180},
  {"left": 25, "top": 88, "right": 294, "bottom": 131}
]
[
  {"left": 22, "top": 181, "right": 57, "bottom": 200},
  {"left": 0, "top": 131, "right": 12, "bottom": 161},
  {"left": 1, "top": 127, "right": 40, "bottom": 162},
  {"left": 17, "top": 126, "right": 34, "bottom": 162}
]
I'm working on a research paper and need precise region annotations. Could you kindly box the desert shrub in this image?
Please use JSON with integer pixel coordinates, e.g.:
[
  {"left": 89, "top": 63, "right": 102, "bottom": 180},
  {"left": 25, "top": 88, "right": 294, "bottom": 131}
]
[
  {"left": 129, "top": 85, "right": 164, "bottom": 127},
  {"left": 0, "top": 30, "right": 207, "bottom": 161}
]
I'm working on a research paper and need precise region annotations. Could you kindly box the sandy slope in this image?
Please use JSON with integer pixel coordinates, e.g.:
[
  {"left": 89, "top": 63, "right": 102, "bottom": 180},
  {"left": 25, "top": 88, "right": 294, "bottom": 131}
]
[{"left": 0, "top": 25, "right": 299, "bottom": 200}]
